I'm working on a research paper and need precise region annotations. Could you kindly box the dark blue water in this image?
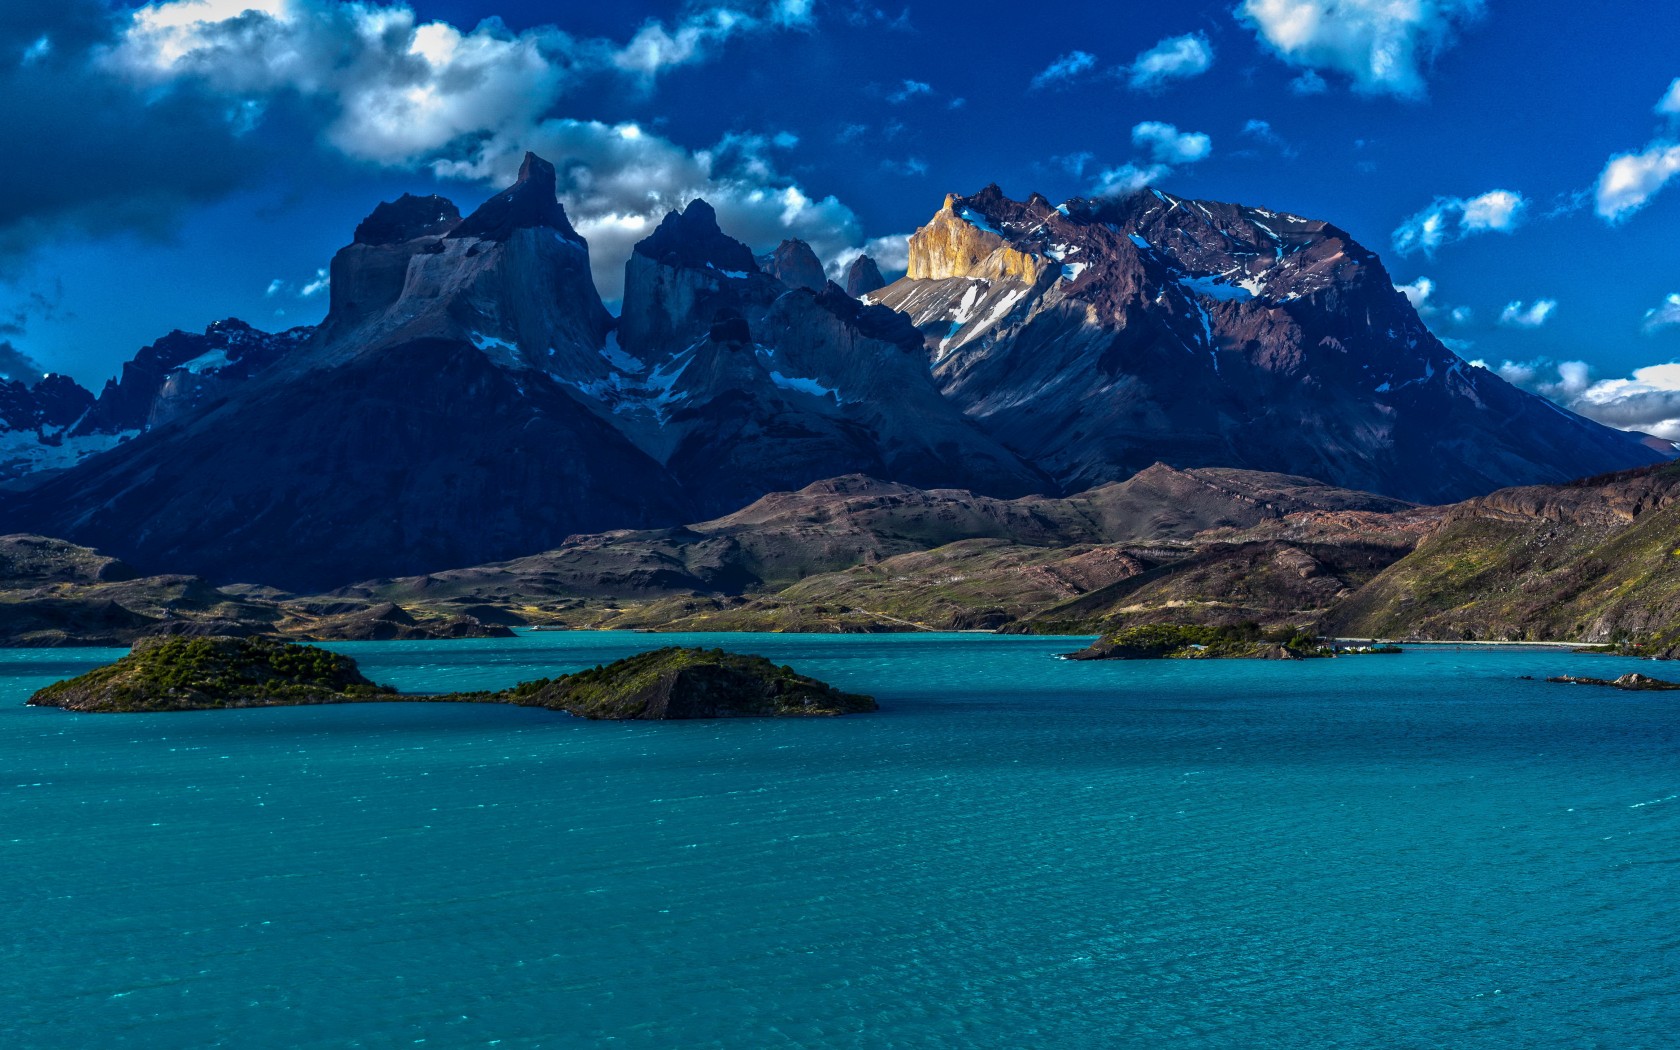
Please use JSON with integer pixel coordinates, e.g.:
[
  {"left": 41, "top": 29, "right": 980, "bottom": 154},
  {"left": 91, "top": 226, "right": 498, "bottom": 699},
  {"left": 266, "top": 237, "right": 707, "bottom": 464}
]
[{"left": 3, "top": 633, "right": 1678, "bottom": 1048}]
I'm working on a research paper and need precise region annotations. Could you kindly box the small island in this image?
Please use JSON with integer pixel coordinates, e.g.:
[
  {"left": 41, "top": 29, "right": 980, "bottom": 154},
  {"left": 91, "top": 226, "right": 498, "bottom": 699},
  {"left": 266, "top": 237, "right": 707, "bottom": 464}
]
[
  {"left": 28, "top": 637, "right": 877, "bottom": 719},
  {"left": 1067, "top": 623, "right": 1400, "bottom": 661},
  {"left": 1546, "top": 672, "right": 1680, "bottom": 692}
]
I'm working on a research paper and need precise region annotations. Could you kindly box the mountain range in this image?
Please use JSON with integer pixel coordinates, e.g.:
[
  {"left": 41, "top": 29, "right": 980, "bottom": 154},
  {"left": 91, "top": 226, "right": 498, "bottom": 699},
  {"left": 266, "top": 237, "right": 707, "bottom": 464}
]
[{"left": 0, "top": 152, "right": 1663, "bottom": 590}]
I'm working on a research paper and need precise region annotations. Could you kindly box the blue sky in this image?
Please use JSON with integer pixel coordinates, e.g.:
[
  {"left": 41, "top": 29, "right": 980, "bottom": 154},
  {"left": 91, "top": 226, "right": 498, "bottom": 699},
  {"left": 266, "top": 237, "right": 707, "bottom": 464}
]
[{"left": 4, "top": 1, "right": 1680, "bottom": 434}]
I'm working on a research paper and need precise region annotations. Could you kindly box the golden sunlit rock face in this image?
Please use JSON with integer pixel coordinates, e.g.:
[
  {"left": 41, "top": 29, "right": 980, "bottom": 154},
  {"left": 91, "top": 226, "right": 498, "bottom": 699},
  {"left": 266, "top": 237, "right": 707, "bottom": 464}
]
[{"left": 906, "top": 194, "right": 1047, "bottom": 284}]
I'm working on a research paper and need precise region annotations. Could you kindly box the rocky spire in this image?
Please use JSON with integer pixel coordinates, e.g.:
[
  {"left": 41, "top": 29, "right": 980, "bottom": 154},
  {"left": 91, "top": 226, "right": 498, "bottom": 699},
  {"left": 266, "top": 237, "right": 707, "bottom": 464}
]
[
  {"left": 844, "top": 254, "right": 886, "bottom": 297},
  {"left": 449, "top": 152, "right": 582, "bottom": 244},
  {"left": 760, "top": 239, "right": 827, "bottom": 292}
]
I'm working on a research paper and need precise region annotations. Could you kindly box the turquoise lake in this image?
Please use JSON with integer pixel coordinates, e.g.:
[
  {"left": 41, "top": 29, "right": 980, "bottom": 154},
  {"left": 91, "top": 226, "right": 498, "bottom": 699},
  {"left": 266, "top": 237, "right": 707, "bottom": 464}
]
[{"left": 3, "top": 632, "right": 1678, "bottom": 1048}]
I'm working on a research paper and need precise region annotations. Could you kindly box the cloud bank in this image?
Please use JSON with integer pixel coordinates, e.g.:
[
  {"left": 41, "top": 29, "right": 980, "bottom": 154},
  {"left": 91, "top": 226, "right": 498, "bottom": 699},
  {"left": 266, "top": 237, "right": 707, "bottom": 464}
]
[{"left": 95, "top": 0, "right": 894, "bottom": 298}]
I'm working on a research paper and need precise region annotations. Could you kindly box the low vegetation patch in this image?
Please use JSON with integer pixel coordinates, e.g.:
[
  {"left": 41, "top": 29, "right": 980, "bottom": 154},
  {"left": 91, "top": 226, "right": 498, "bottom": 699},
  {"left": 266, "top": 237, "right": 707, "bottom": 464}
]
[{"left": 1067, "top": 622, "right": 1357, "bottom": 661}]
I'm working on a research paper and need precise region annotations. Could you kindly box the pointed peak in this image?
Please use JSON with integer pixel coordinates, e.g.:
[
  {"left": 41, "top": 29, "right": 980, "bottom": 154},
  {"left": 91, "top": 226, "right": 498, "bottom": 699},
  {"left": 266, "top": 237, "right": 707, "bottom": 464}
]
[
  {"left": 844, "top": 254, "right": 886, "bottom": 297},
  {"left": 449, "top": 152, "right": 580, "bottom": 244},
  {"left": 761, "top": 238, "right": 826, "bottom": 292},
  {"left": 517, "top": 151, "right": 555, "bottom": 187},
  {"left": 633, "top": 197, "right": 757, "bottom": 273}
]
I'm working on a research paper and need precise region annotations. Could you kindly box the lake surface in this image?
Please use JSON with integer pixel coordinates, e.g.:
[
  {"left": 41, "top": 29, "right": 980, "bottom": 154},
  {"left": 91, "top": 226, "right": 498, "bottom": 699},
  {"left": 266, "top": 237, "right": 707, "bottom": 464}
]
[{"left": 3, "top": 632, "right": 1677, "bottom": 1048}]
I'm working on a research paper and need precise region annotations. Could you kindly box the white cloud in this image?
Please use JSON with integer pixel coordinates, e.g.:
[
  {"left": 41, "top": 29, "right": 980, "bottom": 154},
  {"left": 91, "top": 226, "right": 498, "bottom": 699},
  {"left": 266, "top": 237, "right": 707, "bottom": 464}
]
[
  {"left": 1392, "top": 188, "right": 1527, "bottom": 255},
  {"left": 300, "top": 267, "right": 329, "bottom": 298},
  {"left": 886, "top": 79, "right": 932, "bottom": 104},
  {"left": 1289, "top": 69, "right": 1327, "bottom": 94},
  {"left": 831, "top": 233, "right": 912, "bottom": 280},
  {"left": 1030, "top": 50, "right": 1095, "bottom": 90},
  {"left": 614, "top": 0, "right": 811, "bottom": 78},
  {"left": 1594, "top": 141, "right": 1680, "bottom": 224},
  {"left": 1502, "top": 360, "right": 1680, "bottom": 440},
  {"left": 1132, "top": 121, "right": 1211, "bottom": 164},
  {"left": 1395, "top": 276, "right": 1434, "bottom": 312},
  {"left": 1498, "top": 299, "right": 1556, "bottom": 328},
  {"left": 103, "top": 1, "right": 888, "bottom": 301},
  {"left": 264, "top": 278, "right": 285, "bottom": 297},
  {"left": 1645, "top": 293, "right": 1680, "bottom": 333},
  {"left": 1656, "top": 77, "right": 1680, "bottom": 117},
  {"left": 1236, "top": 0, "right": 1483, "bottom": 99},
  {"left": 1126, "top": 33, "right": 1213, "bottom": 91},
  {"left": 1092, "top": 163, "right": 1170, "bottom": 196},
  {"left": 1089, "top": 121, "right": 1211, "bottom": 198}
]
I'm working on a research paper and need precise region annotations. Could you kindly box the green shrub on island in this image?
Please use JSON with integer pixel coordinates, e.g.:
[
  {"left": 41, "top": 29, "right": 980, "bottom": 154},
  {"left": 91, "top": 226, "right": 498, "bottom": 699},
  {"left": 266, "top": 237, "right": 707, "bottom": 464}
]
[
  {"left": 29, "top": 635, "right": 394, "bottom": 712},
  {"left": 1068, "top": 622, "right": 1339, "bottom": 661}
]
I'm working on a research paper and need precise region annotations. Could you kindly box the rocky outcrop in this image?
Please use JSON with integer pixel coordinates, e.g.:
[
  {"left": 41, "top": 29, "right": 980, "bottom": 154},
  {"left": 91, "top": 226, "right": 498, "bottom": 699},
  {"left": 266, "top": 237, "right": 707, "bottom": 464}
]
[
  {"left": 844, "top": 254, "right": 886, "bottom": 297},
  {"left": 1547, "top": 672, "right": 1680, "bottom": 690},
  {"left": 760, "top": 238, "right": 827, "bottom": 291},
  {"left": 317, "top": 153, "right": 612, "bottom": 378}
]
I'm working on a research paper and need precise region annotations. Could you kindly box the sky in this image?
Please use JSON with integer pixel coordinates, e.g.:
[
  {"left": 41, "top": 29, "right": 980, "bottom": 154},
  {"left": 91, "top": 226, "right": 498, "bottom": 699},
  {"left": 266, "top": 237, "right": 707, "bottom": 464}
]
[{"left": 3, "top": 0, "right": 1680, "bottom": 436}]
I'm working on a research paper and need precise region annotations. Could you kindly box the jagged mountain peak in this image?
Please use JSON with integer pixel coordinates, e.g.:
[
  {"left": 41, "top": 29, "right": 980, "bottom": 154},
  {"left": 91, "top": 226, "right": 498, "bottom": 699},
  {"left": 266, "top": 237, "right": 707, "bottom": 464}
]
[
  {"left": 760, "top": 238, "right": 827, "bottom": 291},
  {"left": 844, "top": 254, "right": 886, "bottom": 297},
  {"left": 635, "top": 198, "right": 760, "bottom": 274},
  {"left": 353, "top": 193, "right": 462, "bottom": 246},
  {"left": 448, "top": 152, "right": 582, "bottom": 244}
]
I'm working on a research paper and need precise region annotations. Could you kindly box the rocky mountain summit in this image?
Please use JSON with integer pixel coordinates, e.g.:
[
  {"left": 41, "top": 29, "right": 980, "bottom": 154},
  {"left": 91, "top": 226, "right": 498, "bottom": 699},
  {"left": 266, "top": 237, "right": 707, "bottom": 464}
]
[
  {"left": 1, "top": 164, "right": 1662, "bottom": 589},
  {"left": 869, "top": 186, "right": 1658, "bottom": 503},
  {"left": 0, "top": 318, "right": 309, "bottom": 485}
]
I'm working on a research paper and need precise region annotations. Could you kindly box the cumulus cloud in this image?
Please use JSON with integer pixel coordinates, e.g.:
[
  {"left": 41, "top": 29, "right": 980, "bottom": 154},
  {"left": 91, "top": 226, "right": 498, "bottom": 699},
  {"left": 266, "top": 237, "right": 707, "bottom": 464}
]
[
  {"left": 1126, "top": 33, "right": 1213, "bottom": 91},
  {"left": 1030, "top": 50, "right": 1096, "bottom": 90},
  {"left": 96, "top": 0, "right": 892, "bottom": 301},
  {"left": 1498, "top": 299, "right": 1557, "bottom": 328},
  {"left": 1645, "top": 293, "right": 1680, "bottom": 333},
  {"left": 431, "top": 119, "right": 866, "bottom": 298},
  {"left": 1395, "top": 276, "right": 1435, "bottom": 312},
  {"left": 1392, "top": 189, "right": 1527, "bottom": 255},
  {"left": 1236, "top": 0, "right": 1484, "bottom": 98},
  {"left": 1090, "top": 121, "right": 1212, "bottom": 197},
  {"left": 1493, "top": 358, "right": 1680, "bottom": 440},
  {"left": 1594, "top": 141, "right": 1680, "bottom": 224},
  {"left": 1132, "top": 121, "right": 1212, "bottom": 164}
]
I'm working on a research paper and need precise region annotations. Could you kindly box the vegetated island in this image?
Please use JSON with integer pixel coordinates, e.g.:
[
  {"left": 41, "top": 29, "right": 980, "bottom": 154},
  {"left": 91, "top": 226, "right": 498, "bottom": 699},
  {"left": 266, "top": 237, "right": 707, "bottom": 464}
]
[
  {"left": 1546, "top": 672, "right": 1680, "bottom": 692},
  {"left": 1066, "top": 622, "right": 1402, "bottom": 661},
  {"left": 27, "top": 637, "right": 876, "bottom": 719}
]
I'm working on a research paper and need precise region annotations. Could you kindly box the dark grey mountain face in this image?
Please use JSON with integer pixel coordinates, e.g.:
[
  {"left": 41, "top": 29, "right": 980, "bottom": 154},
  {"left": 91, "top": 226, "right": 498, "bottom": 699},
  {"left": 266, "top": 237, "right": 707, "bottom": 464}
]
[{"left": 2, "top": 166, "right": 1660, "bottom": 588}]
